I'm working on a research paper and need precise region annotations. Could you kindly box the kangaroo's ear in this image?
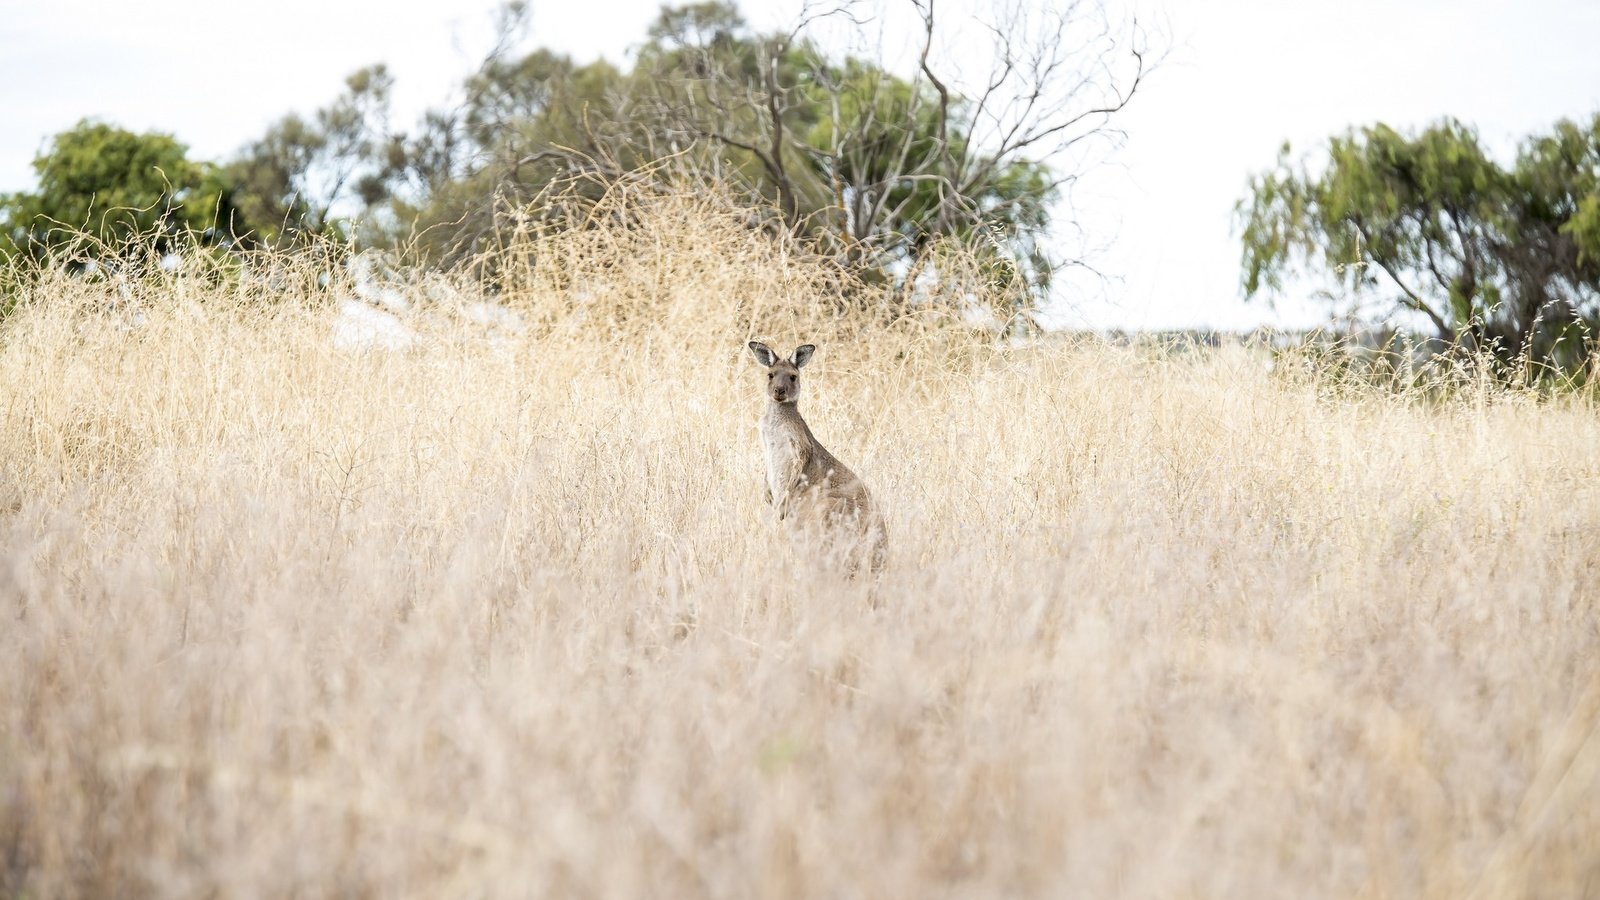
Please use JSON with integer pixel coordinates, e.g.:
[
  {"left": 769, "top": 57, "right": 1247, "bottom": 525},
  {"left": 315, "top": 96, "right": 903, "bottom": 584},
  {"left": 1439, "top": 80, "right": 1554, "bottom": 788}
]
[
  {"left": 793, "top": 344, "right": 816, "bottom": 368},
  {"left": 748, "top": 341, "right": 777, "bottom": 367}
]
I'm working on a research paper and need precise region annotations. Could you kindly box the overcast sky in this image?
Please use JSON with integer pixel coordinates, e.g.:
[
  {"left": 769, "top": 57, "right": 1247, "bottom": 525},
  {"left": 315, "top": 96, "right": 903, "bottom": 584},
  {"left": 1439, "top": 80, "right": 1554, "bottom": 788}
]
[{"left": 3, "top": 0, "right": 1597, "bottom": 330}]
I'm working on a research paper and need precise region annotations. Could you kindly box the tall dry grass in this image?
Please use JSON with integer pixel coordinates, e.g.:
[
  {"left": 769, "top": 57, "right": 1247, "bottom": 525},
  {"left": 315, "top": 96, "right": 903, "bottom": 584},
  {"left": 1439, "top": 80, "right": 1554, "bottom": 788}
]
[{"left": 2, "top": 187, "right": 1599, "bottom": 898}]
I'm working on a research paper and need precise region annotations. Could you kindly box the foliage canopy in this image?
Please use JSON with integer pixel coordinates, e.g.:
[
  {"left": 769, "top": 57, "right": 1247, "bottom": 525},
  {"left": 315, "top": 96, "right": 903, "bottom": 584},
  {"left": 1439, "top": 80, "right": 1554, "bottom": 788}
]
[
  {"left": 3, "top": 1, "right": 1149, "bottom": 323},
  {"left": 1, "top": 121, "right": 242, "bottom": 264},
  {"left": 1238, "top": 115, "right": 1600, "bottom": 375}
]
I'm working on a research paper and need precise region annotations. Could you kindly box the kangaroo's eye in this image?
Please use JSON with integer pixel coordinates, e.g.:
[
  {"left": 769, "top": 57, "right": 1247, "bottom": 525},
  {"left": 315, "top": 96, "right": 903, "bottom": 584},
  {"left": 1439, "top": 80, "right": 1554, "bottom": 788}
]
[{"left": 768, "top": 373, "right": 773, "bottom": 379}]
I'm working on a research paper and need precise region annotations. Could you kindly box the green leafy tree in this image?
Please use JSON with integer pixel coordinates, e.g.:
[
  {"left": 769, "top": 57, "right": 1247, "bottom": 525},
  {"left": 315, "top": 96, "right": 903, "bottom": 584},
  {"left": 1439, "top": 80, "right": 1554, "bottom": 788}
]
[
  {"left": 0, "top": 120, "right": 242, "bottom": 264},
  {"left": 800, "top": 56, "right": 1058, "bottom": 295},
  {"left": 226, "top": 65, "right": 397, "bottom": 245},
  {"left": 634, "top": 3, "right": 827, "bottom": 224},
  {"left": 229, "top": 0, "right": 1151, "bottom": 317},
  {"left": 630, "top": 0, "right": 1148, "bottom": 312},
  {"left": 369, "top": 2, "right": 636, "bottom": 263},
  {"left": 1238, "top": 115, "right": 1600, "bottom": 375},
  {"left": 1503, "top": 117, "right": 1600, "bottom": 355},
  {"left": 395, "top": 50, "right": 630, "bottom": 264}
]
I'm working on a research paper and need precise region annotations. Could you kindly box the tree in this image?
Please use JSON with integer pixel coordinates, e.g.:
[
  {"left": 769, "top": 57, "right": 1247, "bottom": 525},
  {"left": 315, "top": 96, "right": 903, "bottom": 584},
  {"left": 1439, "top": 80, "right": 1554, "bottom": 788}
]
[
  {"left": 371, "top": 2, "right": 637, "bottom": 264},
  {"left": 226, "top": 65, "right": 398, "bottom": 246},
  {"left": 386, "top": 53, "right": 632, "bottom": 264},
  {"left": 1238, "top": 115, "right": 1600, "bottom": 376},
  {"left": 634, "top": 0, "right": 1151, "bottom": 313},
  {"left": 220, "top": 0, "right": 1153, "bottom": 317},
  {"left": 0, "top": 120, "right": 242, "bottom": 264}
]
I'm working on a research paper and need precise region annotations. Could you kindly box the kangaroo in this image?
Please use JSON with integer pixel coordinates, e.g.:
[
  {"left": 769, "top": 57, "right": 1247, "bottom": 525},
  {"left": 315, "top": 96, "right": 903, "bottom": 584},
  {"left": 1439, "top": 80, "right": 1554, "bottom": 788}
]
[{"left": 748, "top": 341, "right": 887, "bottom": 573}]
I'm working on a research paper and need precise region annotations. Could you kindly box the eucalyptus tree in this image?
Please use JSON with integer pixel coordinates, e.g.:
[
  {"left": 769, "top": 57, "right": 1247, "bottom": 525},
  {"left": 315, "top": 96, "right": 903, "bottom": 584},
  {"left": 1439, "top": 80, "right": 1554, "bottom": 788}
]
[{"left": 1238, "top": 114, "right": 1600, "bottom": 375}]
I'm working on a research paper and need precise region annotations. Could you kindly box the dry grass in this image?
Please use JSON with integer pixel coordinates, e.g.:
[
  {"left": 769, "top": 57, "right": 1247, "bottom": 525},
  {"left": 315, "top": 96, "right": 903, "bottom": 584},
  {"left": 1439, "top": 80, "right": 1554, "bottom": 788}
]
[{"left": 2, "top": 189, "right": 1599, "bottom": 899}]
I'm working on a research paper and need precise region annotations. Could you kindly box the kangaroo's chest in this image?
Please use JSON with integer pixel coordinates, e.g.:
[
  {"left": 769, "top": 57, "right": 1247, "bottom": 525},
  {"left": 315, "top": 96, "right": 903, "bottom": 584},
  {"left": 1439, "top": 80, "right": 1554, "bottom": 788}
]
[{"left": 760, "top": 415, "right": 808, "bottom": 499}]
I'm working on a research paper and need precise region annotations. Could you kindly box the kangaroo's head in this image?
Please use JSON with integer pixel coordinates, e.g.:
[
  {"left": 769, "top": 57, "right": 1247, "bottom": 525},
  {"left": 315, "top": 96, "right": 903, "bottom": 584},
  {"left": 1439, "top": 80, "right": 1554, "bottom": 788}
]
[{"left": 748, "top": 341, "right": 815, "bottom": 404}]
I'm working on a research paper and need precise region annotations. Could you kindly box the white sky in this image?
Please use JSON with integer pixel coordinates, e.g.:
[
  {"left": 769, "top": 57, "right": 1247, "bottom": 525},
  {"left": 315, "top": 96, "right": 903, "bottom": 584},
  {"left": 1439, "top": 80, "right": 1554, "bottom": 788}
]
[{"left": 3, "top": 0, "right": 1597, "bottom": 330}]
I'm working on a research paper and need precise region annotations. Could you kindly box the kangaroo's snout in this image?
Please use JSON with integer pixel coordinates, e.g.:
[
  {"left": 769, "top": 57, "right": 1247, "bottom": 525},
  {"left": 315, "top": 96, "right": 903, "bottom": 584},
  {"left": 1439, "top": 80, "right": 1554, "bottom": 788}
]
[{"left": 768, "top": 369, "right": 798, "bottom": 403}]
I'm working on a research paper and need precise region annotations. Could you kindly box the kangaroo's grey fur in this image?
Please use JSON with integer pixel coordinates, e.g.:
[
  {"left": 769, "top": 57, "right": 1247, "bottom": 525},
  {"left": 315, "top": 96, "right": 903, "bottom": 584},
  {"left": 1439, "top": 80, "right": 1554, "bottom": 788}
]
[{"left": 749, "top": 340, "right": 886, "bottom": 574}]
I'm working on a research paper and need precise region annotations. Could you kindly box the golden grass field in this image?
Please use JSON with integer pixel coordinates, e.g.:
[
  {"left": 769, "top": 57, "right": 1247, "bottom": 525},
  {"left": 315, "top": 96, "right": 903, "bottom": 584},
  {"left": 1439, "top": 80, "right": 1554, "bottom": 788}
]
[{"left": 3, "top": 192, "right": 1599, "bottom": 898}]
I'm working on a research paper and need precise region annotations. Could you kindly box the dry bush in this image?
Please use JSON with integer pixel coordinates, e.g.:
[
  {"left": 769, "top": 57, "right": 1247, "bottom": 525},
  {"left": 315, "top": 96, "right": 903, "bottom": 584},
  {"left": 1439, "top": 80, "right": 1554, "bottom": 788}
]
[{"left": 2, "top": 186, "right": 1599, "bottom": 899}]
